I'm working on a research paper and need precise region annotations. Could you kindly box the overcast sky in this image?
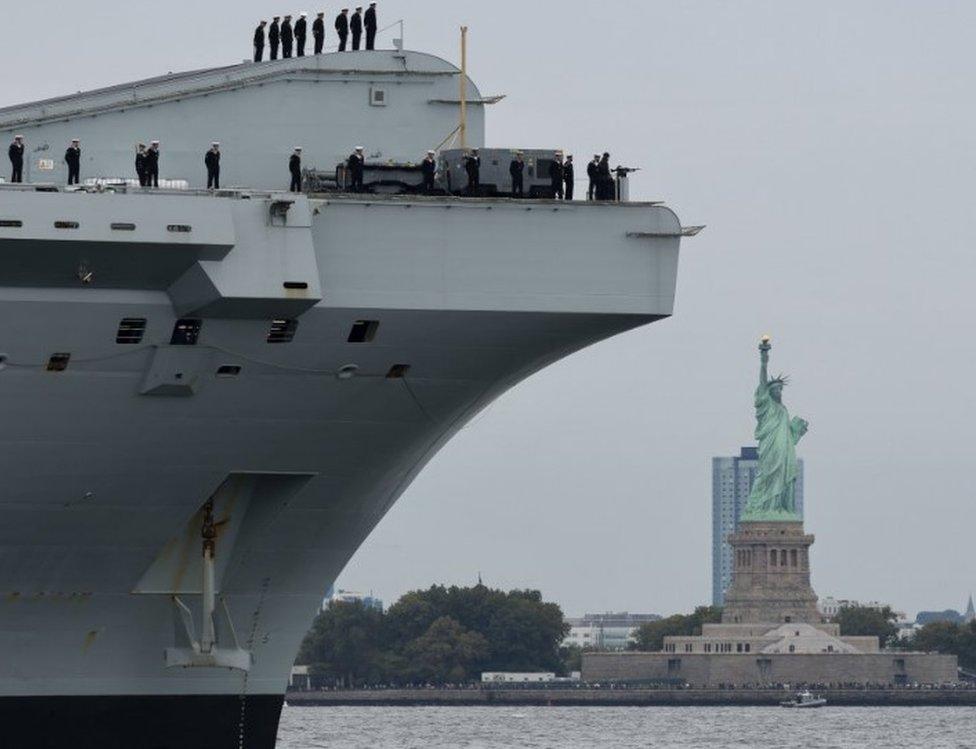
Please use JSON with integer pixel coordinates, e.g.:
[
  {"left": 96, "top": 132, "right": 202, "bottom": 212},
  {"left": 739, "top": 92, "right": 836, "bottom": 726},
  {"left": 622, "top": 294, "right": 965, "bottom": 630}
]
[{"left": 7, "top": 1, "right": 975, "bottom": 618}]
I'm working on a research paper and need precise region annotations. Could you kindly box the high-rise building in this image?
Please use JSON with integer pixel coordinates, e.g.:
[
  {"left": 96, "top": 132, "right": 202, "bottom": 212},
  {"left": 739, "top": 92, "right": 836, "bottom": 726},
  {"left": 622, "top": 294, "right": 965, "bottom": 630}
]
[{"left": 711, "top": 447, "right": 804, "bottom": 606}]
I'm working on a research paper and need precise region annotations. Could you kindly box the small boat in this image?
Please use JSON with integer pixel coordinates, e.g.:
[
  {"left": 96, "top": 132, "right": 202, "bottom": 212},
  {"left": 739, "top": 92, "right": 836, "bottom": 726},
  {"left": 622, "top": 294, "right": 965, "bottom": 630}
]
[{"left": 780, "top": 690, "right": 827, "bottom": 708}]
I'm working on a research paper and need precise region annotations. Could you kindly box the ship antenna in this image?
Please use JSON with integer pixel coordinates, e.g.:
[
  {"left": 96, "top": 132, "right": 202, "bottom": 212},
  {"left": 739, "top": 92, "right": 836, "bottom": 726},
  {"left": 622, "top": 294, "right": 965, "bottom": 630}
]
[{"left": 459, "top": 26, "right": 468, "bottom": 150}]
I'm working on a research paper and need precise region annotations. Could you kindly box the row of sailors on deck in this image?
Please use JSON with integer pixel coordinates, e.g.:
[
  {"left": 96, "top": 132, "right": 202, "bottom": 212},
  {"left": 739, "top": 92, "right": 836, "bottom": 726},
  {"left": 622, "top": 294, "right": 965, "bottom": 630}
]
[
  {"left": 463, "top": 149, "right": 616, "bottom": 201},
  {"left": 6, "top": 135, "right": 615, "bottom": 200},
  {"left": 253, "top": 4, "right": 378, "bottom": 61}
]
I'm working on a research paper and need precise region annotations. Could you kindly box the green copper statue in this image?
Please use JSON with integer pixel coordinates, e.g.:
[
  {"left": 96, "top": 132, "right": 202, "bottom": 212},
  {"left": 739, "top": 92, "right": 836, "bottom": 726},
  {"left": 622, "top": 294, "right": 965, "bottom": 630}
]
[{"left": 741, "top": 336, "right": 809, "bottom": 521}]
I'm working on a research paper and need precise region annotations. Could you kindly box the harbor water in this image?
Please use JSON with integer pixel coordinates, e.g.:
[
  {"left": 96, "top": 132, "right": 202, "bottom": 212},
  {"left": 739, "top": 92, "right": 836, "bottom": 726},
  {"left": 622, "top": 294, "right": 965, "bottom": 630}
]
[{"left": 276, "top": 705, "right": 975, "bottom": 748}]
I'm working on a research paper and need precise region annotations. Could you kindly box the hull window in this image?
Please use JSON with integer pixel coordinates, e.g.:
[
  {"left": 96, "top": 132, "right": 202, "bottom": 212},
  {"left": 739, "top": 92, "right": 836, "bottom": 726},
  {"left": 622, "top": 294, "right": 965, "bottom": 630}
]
[
  {"left": 348, "top": 320, "right": 379, "bottom": 343},
  {"left": 171, "top": 319, "right": 202, "bottom": 346},
  {"left": 267, "top": 319, "right": 299, "bottom": 343},
  {"left": 116, "top": 318, "right": 147, "bottom": 344}
]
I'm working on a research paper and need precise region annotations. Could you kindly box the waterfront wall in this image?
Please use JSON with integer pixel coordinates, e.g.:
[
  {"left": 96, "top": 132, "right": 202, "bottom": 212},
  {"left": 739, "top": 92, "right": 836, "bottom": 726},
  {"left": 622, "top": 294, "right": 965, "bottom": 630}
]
[{"left": 582, "top": 652, "right": 958, "bottom": 687}]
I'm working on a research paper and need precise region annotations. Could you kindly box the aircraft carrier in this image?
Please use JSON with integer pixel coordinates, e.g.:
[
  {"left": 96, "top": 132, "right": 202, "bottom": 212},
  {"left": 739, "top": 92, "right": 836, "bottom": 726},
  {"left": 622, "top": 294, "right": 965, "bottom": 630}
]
[{"left": 0, "top": 47, "right": 689, "bottom": 747}]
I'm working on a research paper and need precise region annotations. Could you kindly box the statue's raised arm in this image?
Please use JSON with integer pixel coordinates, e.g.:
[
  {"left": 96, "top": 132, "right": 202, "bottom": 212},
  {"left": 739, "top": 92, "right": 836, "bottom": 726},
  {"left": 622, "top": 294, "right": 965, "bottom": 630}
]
[
  {"left": 741, "top": 335, "right": 808, "bottom": 522},
  {"left": 759, "top": 335, "right": 771, "bottom": 386}
]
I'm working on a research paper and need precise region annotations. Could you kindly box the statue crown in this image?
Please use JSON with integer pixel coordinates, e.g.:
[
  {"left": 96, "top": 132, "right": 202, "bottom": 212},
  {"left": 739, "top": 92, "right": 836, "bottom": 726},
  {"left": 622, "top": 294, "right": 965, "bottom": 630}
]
[{"left": 769, "top": 374, "right": 789, "bottom": 386}]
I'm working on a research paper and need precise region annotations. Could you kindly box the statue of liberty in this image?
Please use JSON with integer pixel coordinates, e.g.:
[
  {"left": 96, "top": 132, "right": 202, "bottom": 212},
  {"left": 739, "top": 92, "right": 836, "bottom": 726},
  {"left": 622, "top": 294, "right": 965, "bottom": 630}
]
[{"left": 741, "top": 336, "right": 809, "bottom": 521}]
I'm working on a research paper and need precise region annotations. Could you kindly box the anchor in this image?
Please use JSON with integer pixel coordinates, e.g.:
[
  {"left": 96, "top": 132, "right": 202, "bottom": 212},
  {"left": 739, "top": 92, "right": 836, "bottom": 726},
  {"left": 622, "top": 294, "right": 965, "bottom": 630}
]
[{"left": 164, "top": 497, "right": 252, "bottom": 671}]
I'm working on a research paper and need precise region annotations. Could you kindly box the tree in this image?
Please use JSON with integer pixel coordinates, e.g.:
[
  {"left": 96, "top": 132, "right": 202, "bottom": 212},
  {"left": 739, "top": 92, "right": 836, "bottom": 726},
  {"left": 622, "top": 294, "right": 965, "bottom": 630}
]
[
  {"left": 911, "top": 620, "right": 976, "bottom": 670},
  {"left": 560, "top": 644, "right": 583, "bottom": 674},
  {"left": 834, "top": 605, "right": 898, "bottom": 646},
  {"left": 297, "top": 600, "right": 388, "bottom": 687},
  {"left": 630, "top": 606, "right": 722, "bottom": 651},
  {"left": 402, "top": 616, "right": 489, "bottom": 684},
  {"left": 297, "top": 584, "right": 569, "bottom": 686}
]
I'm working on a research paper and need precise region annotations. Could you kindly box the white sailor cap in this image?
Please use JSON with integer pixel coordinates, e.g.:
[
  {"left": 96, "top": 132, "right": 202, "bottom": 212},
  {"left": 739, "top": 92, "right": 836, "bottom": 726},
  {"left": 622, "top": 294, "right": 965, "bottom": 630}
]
[
  {"left": 300, "top": 11, "right": 308, "bottom": 16},
  {"left": 427, "top": 150, "right": 435, "bottom": 154},
  {"left": 212, "top": 141, "right": 220, "bottom": 146},
  {"left": 295, "top": 146, "right": 303, "bottom": 151},
  {"left": 71, "top": 138, "right": 80, "bottom": 143},
  {"left": 151, "top": 140, "right": 160, "bottom": 145},
  {"left": 13, "top": 134, "right": 23, "bottom": 140},
  {"left": 355, "top": 146, "right": 364, "bottom": 151}
]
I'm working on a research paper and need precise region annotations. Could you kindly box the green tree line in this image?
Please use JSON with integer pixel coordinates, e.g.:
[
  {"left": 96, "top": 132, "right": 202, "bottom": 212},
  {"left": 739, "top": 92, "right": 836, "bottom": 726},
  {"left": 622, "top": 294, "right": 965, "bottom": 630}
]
[{"left": 297, "top": 584, "right": 569, "bottom": 686}]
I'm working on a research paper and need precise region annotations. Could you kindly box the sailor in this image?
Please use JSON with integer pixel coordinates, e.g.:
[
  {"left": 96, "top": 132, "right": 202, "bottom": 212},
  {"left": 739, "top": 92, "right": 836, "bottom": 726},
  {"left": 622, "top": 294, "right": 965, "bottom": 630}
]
[
  {"left": 205, "top": 142, "right": 221, "bottom": 190},
  {"left": 269, "top": 17, "right": 281, "bottom": 60},
  {"left": 350, "top": 7, "right": 364, "bottom": 51},
  {"left": 289, "top": 147, "right": 303, "bottom": 192},
  {"left": 281, "top": 15, "right": 294, "bottom": 58},
  {"left": 421, "top": 150, "right": 436, "bottom": 193},
  {"left": 335, "top": 9, "right": 349, "bottom": 51},
  {"left": 549, "top": 152, "right": 564, "bottom": 200},
  {"left": 135, "top": 143, "right": 147, "bottom": 186},
  {"left": 146, "top": 141, "right": 161, "bottom": 188},
  {"left": 587, "top": 154, "right": 599, "bottom": 200},
  {"left": 509, "top": 151, "right": 525, "bottom": 198},
  {"left": 295, "top": 12, "right": 308, "bottom": 57},
  {"left": 563, "top": 155, "right": 574, "bottom": 201},
  {"left": 313, "top": 12, "right": 326, "bottom": 54},
  {"left": 347, "top": 146, "right": 365, "bottom": 191},
  {"left": 64, "top": 138, "right": 81, "bottom": 186},
  {"left": 596, "top": 152, "right": 612, "bottom": 200},
  {"left": 464, "top": 149, "right": 480, "bottom": 195},
  {"left": 364, "top": 3, "right": 378, "bottom": 50},
  {"left": 8, "top": 135, "right": 24, "bottom": 184},
  {"left": 253, "top": 20, "right": 267, "bottom": 62}
]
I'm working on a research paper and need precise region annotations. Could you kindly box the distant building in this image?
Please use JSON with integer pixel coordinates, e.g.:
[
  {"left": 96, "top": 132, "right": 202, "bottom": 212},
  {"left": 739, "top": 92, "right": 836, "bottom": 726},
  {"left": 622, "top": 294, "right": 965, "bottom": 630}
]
[
  {"left": 916, "top": 609, "right": 964, "bottom": 626},
  {"left": 966, "top": 595, "right": 975, "bottom": 623},
  {"left": 322, "top": 586, "right": 384, "bottom": 612},
  {"left": 818, "top": 597, "right": 906, "bottom": 621},
  {"left": 712, "top": 447, "right": 804, "bottom": 606},
  {"left": 563, "top": 612, "right": 661, "bottom": 651}
]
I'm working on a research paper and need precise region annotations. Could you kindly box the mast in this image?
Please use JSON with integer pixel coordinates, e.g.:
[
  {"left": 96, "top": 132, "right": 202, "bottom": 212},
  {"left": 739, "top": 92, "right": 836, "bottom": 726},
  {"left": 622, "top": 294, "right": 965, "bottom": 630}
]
[{"left": 459, "top": 26, "right": 468, "bottom": 150}]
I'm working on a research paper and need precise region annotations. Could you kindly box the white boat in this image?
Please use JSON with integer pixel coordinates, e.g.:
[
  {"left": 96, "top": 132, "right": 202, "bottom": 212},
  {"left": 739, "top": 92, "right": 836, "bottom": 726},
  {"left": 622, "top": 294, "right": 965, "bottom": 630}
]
[{"left": 780, "top": 690, "right": 828, "bottom": 708}]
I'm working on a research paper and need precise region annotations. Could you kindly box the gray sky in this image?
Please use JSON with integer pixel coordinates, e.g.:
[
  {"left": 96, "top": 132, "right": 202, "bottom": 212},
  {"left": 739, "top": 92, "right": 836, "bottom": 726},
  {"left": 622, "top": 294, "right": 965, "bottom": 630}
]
[{"left": 9, "top": 1, "right": 975, "bottom": 618}]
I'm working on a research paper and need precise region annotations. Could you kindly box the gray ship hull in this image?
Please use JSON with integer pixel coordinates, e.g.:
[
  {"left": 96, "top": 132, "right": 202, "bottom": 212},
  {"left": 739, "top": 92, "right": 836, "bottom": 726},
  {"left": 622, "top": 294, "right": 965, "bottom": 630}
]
[{"left": 0, "top": 187, "right": 682, "bottom": 746}]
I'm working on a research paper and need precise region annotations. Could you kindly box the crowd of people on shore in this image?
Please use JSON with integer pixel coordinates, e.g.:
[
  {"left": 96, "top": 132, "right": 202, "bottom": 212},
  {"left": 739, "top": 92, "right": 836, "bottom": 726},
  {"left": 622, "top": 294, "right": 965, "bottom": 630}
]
[
  {"left": 252, "top": 4, "right": 378, "bottom": 61},
  {"left": 293, "top": 679, "right": 976, "bottom": 692}
]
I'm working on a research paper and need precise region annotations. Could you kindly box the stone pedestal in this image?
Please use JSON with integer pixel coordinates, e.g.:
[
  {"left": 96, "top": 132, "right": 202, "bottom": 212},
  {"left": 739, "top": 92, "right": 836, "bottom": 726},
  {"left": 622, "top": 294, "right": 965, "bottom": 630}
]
[{"left": 721, "top": 521, "right": 821, "bottom": 625}]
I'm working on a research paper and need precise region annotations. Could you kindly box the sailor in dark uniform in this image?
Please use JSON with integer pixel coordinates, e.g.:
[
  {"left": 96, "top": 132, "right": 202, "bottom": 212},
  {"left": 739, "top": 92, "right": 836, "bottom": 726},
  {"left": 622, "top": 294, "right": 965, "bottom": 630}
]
[
  {"left": 335, "top": 9, "right": 349, "bottom": 51},
  {"left": 313, "top": 12, "right": 326, "bottom": 54},
  {"left": 295, "top": 13, "right": 307, "bottom": 56},
  {"left": 253, "top": 20, "right": 267, "bottom": 62},
  {"left": 135, "top": 143, "right": 147, "bottom": 186},
  {"left": 281, "top": 15, "right": 294, "bottom": 58},
  {"left": 596, "top": 152, "right": 612, "bottom": 200},
  {"left": 64, "top": 138, "right": 81, "bottom": 185},
  {"left": 549, "top": 152, "right": 564, "bottom": 199},
  {"left": 563, "top": 155, "right": 574, "bottom": 201},
  {"left": 464, "top": 149, "right": 480, "bottom": 195},
  {"left": 587, "top": 154, "right": 599, "bottom": 200},
  {"left": 269, "top": 17, "right": 281, "bottom": 60},
  {"left": 364, "top": 3, "right": 378, "bottom": 50},
  {"left": 421, "top": 150, "right": 436, "bottom": 193},
  {"left": 205, "top": 142, "right": 221, "bottom": 190},
  {"left": 350, "top": 7, "right": 363, "bottom": 51},
  {"left": 348, "top": 146, "right": 365, "bottom": 191},
  {"left": 289, "top": 147, "right": 303, "bottom": 192},
  {"left": 509, "top": 151, "right": 525, "bottom": 198},
  {"left": 8, "top": 135, "right": 24, "bottom": 183},
  {"left": 146, "top": 140, "right": 161, "bottom": 188}
]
